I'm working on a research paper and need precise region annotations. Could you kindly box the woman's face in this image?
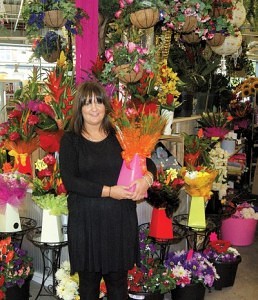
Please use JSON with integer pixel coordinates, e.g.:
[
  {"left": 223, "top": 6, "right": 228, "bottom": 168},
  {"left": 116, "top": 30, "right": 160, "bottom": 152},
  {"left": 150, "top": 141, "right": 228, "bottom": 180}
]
[{"left": 81, "top": 94, "right": 106, "bottom": 128}]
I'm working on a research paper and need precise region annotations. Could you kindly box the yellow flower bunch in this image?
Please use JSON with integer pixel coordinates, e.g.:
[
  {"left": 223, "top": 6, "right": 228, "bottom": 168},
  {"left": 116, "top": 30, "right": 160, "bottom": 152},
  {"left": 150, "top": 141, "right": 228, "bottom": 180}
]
[
  {"left": 156, "top": 60, "right": 181, "bottom": 111},
  {"left": 235, "top": 77, "right": 258, "bottom": 97}
]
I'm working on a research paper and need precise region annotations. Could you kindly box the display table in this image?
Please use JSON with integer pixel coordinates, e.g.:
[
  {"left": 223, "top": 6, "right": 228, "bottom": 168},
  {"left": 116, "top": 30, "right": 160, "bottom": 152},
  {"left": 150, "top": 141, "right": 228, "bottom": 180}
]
[
  {"left": 0, "top": 217, "right": 37, "bottom": 247},
  {"left": 26, "top": 227, "right": 68, "bottom": 300}
]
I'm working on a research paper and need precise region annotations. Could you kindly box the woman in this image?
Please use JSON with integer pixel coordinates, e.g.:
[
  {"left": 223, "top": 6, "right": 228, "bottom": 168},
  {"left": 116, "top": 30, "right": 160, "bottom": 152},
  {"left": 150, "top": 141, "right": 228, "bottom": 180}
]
[{"left": 59, "top": 81, "right": 155, "bottom": 300}]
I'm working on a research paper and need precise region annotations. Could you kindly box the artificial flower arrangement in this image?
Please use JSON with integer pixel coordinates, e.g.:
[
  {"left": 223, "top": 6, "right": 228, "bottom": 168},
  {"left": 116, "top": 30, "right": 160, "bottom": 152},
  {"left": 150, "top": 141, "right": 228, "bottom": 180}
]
[
  {"left": 155, "top": 60, "right": 181, "bottom": 112},
  {"left": 164, "top": 249, "right": 219, "bottom": 288},
  {"left": 197, "top": 111, "right": 234, "bottom": 139},
  {"left": 128, "top": 224, "right": 176, "bottom": 294},
  {"left": 109, "top": 98, "right": 166, "bottom": 186},
  {"left": 32, "top": 153, "right": 68, "bottom": 216},
  {"left": 55, "top": 260, "right": 106, "bottom": 300},
  {"left": 0, "top": 171, "right": 29, "bottom": 211},
  {"left": 204, "top": 232, "right": 241, "bottom": 263},
  {"left": 31, "top": 31, "right": 67, "bottom": 62},
  {"left": 146, "top": 167, "right": 184, "bottom": 218},
  {"left": 22, "top": 0, "right": 89, "bottom": 38},
  {"left": 0, "top": 237, "right": 34, "bottom": 299}
]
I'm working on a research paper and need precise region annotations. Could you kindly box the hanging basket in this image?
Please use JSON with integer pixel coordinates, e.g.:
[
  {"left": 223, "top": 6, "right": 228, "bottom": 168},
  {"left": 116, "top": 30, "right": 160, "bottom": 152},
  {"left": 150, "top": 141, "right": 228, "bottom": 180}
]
[
  {"left": 210, "top": 31, "right": 243, "bottom": 56},
  {"left": 114, "top": 64, "right": 143, "bottom": 83},
  {"left": 42, "top": 50, "right": 60, "bottom": 63},
  {"left": 211, "top": 7, "right": 227, "bottom": 18},
  {"left": 176, "top": 16, "right": 197, "bottom": 33},
  {"left": 181, "top": 32, "right": 201, "bottom": 44},
  {"left": 130, "top": 8, "right": 159, "bottom": 29},
  {"left": 44, "top": 10, "right": 66, "bottom": 28},
  {"left": 206, "top": 33, "right": 226, "bottom": 47}
]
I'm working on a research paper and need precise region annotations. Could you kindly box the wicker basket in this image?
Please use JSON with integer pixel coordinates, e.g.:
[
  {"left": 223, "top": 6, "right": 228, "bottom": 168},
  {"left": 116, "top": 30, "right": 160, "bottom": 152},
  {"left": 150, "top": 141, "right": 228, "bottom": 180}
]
[
  {"left": 176, "top": 16, "right": 197, "bottom": 33},
  {"left": 130, "top": 8, "right": 159, "bottom": 29},
  {"left": 114, "top": 64, "right": 143, "bottom": 83},
  {"left": 42, "top": 50, "right": 60, "bottom": 63},
  {"left": 44, "top": 10, "right": 66, "bottom": 28}
]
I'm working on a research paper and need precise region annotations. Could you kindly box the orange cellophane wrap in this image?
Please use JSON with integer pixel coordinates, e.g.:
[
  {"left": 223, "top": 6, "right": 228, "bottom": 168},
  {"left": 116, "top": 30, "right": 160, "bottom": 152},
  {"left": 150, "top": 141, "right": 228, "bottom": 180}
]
[
  {"left": 116, "top": 127, "right": 161, "bottom": 174},
  {"left": 183, "top": 170, "right": 218, "bottom": 201}
]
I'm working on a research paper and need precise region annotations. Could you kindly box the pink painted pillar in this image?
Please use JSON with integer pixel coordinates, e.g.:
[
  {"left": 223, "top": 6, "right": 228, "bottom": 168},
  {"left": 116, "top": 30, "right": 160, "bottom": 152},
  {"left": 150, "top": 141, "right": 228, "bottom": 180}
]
[{"left": 75, "top": 0, "right": 98, "bottom": 84}]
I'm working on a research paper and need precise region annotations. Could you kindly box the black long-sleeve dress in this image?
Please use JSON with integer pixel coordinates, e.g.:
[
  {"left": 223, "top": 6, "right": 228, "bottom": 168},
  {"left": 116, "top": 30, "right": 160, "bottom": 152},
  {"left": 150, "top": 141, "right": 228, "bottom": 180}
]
[{"left": 59, "top": 131, "right": 155, "bottom": 275}]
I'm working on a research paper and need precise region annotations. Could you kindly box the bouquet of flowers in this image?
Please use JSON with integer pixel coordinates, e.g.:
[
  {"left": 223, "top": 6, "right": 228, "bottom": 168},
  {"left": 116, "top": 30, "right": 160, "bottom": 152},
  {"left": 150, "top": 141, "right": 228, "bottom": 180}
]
[
  {"left": 55, "top": 261, "right": 106, "bottom": 300},
  {"left": 0, "top": 237, "right": 34, "bottom": 299},
  {"left": 197, "top": 111, "right": 233, "bottom": 139},
  {"left": 164, "top": 249, "right": 219, "bottom": 288},
  {"left": 128, "top": 224, "right": 176, "bottom": 294},
  {"left": 230, "top": 202, "right": 258, "bottom": 220},
  {"left": 180, "top": 166, "right": 218, "bottom": 201},
  {"left": 0, "top": 172, "right": 29, "bottom": 210},
  {"left": 156, "top": 60, "right": 181, "bottom": 112},
  {"left": 32, "top": 153, "right": 67, "bottom": 216},
  {"left": 110, "top": 98, "right": 166, "bottom": 186},
  {"left": 146, "top": 167, "right": 184, "bottom": 218}
]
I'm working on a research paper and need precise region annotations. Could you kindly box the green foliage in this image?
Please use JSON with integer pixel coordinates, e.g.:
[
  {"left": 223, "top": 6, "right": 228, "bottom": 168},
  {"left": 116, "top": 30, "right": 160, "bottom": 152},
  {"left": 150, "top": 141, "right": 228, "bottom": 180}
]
[{"left": 32, "top": 192, "right": 68, "bottom": 215}]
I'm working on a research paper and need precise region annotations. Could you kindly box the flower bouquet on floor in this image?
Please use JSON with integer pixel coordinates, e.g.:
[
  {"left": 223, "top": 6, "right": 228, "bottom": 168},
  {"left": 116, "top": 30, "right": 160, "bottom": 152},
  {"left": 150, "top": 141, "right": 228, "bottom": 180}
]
[
  {"left": 0, "top": 237, "right": 34, "bottom": 300},
  {"left": 110, "top": 98, "right": 166, "bottom": 191},
  {"left": 146, "top": 167, "right": 184, "bottom": 240},
  {"left": 32, "top": 153, "right": 67, "bottom": 243},
  {"left": 204, "top": 232, "right": 241, "bottom": 290},
  {"left": 180, "top": 167, "right": 218, "bottom": 229},
  {"left": 0, "top": 171, "right": 29, "bottom": 232}
]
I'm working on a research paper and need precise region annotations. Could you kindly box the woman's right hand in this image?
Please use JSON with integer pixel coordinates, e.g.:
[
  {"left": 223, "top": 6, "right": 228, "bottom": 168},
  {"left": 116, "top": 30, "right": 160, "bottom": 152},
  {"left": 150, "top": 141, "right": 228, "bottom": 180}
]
[{"left": 109, "top": 185, "right": 134, "bottom": 200}]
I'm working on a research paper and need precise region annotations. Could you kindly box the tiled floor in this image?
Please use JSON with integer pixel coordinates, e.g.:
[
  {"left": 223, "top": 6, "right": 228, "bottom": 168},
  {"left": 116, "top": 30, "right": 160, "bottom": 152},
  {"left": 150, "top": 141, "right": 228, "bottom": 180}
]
[{"left": 30, "top": 228, "right": 258, "bottom": 300}]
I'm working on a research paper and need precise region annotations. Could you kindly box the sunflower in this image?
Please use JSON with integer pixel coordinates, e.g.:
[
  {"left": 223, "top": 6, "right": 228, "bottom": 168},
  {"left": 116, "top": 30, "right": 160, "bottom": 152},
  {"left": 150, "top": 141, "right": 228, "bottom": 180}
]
[
  {"left": 252, "top": 80, "right": 258, "bottom": 90},
  {"left": 242, "top": 88, "right": 250, "bottom": 97}
]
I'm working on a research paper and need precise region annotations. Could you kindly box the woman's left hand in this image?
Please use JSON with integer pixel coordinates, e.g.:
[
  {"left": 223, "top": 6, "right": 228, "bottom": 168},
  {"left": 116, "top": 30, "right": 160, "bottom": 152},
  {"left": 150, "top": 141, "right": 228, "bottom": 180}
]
[{"left": 129, "top": 177, "right": 149, "bottom": 201}]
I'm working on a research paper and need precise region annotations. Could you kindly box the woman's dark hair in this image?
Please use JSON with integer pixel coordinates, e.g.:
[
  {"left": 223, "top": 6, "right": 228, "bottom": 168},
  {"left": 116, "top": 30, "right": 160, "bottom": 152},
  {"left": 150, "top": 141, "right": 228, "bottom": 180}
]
[{"left": 69, "top": 81, "right": 113, "bottom": 135}]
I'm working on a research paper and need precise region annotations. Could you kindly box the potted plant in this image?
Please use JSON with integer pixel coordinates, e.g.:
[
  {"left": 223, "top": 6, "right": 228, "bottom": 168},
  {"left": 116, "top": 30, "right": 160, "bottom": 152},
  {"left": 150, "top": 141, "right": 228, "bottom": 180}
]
[
  {"left": 128, "top": 224, "right": 176, "bottom": 297},
  {"left": 22, "top": 0, "right": 89, "bottom": 38},
  {"left": 204, "top": 232, "right": 241, "bottom": 290},
  {"left": 114, "top": 0, "right": 165, "bottom": 29},
  {"left": 31, "top": 31, "right": 67, "bottom": 63},
  {"left": 0, "top": 237, "right": 34, "bottom": 300},
  {"left": 164, "top": 249, "right": 219, "bottom": 300},
  {"left": 103, "top": 41, "right": 156, "bottom": 83}
]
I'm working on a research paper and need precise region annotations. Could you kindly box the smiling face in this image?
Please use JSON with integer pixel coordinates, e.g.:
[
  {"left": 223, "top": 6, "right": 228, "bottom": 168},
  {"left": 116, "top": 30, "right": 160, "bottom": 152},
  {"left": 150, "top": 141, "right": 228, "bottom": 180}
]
[{"left": 82, "top": 93, "right": 106, "bottom": 129}]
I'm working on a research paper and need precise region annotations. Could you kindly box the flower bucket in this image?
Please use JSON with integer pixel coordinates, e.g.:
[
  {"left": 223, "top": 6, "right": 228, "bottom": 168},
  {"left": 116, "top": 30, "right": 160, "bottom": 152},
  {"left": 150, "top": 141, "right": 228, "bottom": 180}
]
[
  {"left": 0, "top": 203, "right": 21, "bottom": 232},
  {"left": 149, "top": 208, "right": 173, "bottom": 240},
  {"left": 213, "top": 256, "right": 241, "bottom": 290},
  {"left": 188, "top": 196, "right": 206, "bottom": 229},
  {"left": 44, "top": 10, "right": 66, "bottom": 28},
  {"left": 221, "top": 217, "right": 257, "bottom": 246},
  {"left": 41, "top": 209, "right": 63, "bottom": 243},
  {"left": 171, "top": 282, "right": 205, "bottom": 300},
  {"left": 161, "top": 109, "right": 174, "bottom": 135},
  {"left": 130, "top": 8, "right": 159, "bottom": 29},
  {"left": 117, "top": 153, "right": 145, "bottom": 193}
]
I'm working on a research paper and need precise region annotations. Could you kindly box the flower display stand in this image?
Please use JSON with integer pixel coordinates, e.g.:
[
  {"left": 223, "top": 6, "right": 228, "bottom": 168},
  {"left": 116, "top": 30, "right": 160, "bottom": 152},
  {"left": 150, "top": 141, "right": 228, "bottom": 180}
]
[
  {"left": 0, "top": 203, "right": 21, "bottom": 232},
  {"left": 5, "top": 275, "right": 32, "bottom": 300},
  {"left": 213, "top": 256, "right": 242, "bottom": 290},
  {"left": 171, "top": 282, "right": 205, "bottom": 300},
  {"left": 221, "top": 217, "right": 257, "bottom": 246},
  {"left": 41, "top": 209, "right": 63, "bottom": 243}
]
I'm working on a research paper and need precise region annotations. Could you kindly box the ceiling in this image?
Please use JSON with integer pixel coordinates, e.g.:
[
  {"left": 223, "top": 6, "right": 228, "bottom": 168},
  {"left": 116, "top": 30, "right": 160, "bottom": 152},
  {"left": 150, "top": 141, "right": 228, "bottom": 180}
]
[{"left": 0, "top": 0, "right": 258, "bottom": 59}]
